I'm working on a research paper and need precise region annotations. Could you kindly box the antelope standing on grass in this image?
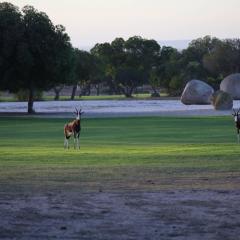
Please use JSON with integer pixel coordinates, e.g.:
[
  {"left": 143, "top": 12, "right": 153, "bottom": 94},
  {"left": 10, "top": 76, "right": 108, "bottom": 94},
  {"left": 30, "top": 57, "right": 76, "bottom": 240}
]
[
  {"left": 232, "top": 108, "right": 240, "bottom": 143},
  {"left": 64, "top": 108, "right": 84, "bottom": 149}
]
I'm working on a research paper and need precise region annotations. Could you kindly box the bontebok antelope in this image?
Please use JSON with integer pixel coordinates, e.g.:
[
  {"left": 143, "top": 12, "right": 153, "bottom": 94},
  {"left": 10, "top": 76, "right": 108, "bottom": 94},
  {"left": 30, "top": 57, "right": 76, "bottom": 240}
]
[
  {"left": 64, "top": 108, "right": 84, "bottom": 149},
  {"left": 232, "top": 108, "right": 240, "bottom": 143}
]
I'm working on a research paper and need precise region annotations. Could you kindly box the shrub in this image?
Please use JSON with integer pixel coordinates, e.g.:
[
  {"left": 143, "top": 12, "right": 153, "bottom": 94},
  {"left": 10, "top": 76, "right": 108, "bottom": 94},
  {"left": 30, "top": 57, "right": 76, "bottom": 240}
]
[{"left": 14, "top": 89, "right": 43, "bottom": 101}]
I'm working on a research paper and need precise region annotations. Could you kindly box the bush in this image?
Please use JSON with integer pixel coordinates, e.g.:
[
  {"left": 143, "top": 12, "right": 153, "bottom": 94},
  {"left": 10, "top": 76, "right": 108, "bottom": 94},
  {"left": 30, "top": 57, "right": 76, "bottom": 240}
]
[
  {"left": 168, "top": 76, "right": 184, "bottom": 96},
  {"left": 14, "top": 89, "right": 43, "bottom": 101},
  {"left": 151, "top": 92, "right": 160, "bottom": 97}
]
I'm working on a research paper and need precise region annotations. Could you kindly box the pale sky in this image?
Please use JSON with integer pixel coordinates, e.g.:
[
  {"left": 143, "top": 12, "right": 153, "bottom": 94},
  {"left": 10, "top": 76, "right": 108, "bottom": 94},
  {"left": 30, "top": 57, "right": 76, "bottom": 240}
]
[{"left": 7, "top": 0, "right": 240, "bottom": 49}]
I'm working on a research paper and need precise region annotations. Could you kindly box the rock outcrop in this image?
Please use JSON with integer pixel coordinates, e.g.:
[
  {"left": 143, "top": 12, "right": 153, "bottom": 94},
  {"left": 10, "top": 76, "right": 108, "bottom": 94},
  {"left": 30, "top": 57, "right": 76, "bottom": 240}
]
[
  {"left": 211, "top": 90, "right": 233, "bottom": 110},
  {"left": 181, "top": 80, "right": 214, "bottom": 105},
  {"left": 220, "top": 73, "right": 240, "bottom": 100}
]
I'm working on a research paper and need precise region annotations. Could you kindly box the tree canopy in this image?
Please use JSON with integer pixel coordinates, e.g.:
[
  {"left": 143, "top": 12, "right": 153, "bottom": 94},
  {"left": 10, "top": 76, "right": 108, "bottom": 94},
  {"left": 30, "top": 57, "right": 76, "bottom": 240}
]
[
  {"left": 2, "top": 2, "right": 240, "bottom": 107},
  {"left": 91, "top": 36, "right": 161, "bottom": 97},
  {"left": 0, "top": 2, "right": 73, "bottom": 113}
]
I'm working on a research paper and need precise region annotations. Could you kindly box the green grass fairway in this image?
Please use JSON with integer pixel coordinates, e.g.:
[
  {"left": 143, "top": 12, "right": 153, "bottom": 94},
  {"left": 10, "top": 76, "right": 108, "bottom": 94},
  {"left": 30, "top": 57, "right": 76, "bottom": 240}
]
[{"left": 0, "top": 116, "right": 240, "bottom": 191}]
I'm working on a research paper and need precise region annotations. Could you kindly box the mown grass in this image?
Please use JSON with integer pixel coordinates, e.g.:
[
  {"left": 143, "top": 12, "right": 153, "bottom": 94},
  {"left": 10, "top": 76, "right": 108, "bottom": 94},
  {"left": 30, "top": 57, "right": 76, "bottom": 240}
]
[{"left": 0, "top": 116, "right": 239, "bottom": 191}]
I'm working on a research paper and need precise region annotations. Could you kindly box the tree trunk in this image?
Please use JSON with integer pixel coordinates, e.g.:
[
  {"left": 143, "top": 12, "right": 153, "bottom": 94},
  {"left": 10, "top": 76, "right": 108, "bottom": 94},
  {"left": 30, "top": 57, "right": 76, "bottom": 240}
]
[
  {"left": 86, "top": 85, "right": 91, "bottom": 96},
  {"left": 54, "top": 86, "right": 64, "bottom": 100},
  {"left": 151, "top": 86, "right": 160, "bottom": 97},
  {"left": 124, "top": 86, "right": 133, "bottom": 98},
  {"left": 95, "top": 84, "right": 100, "bottom": 96},
  {"left": 28, "top": 88, "right": 35, "bottom": 114},
  {"left": 71, "top": 85, "right": 77, "bottom": 100},
  {"left": 80, "top": 84, "right": 91, "bottom": 96},
  {"left": 54, "top": 91, "right": 60, "bottom": 100}
]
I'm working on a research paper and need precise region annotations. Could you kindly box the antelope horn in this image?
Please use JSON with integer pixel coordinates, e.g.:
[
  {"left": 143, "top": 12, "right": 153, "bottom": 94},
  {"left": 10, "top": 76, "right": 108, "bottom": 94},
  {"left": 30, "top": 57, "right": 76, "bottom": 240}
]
[
  {"left": 75, "top": 107, "right": 78, "bottom": 114},
  {"left": 233, "top": 108, "right": 236, "bottom": 114},
  {"left": 238, "top": 108, "right": 240, "bottom": 114},
  {"left": 79, "top": 108, "right": 84, "bottom": 114}
]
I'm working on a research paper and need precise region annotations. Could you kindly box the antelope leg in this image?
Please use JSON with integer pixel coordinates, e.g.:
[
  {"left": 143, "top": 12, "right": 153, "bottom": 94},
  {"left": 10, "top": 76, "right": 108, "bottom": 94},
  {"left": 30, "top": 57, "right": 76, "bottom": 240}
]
[
  {"left": 64, "top": 138, "right": 66, "bottom": 148},
  {"left": 74, "top": 137, "right": 76, "bottom": 149},
  {"left": 66, "top": 138, "right": 69, "bottom": 149}
]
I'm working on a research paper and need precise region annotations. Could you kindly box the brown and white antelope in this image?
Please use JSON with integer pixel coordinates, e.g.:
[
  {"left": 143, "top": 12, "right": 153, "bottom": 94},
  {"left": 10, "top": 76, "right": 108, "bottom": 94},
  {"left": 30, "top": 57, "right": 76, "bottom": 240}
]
[
  {"left": 232, "top": 108, "right": 240, "bottom": 143},
  {"left": 64, "top": 108, "right": 84, "bottom": 149}
]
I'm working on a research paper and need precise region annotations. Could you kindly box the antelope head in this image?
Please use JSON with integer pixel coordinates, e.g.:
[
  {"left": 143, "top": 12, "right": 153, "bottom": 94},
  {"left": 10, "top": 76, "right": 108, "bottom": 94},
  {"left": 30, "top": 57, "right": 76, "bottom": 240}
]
[
  {"left": 232, "top": 108, "right": 240, "bottom": 123},
  {"left": 74, "top": 108, "right": 84, "bottom": 120}
]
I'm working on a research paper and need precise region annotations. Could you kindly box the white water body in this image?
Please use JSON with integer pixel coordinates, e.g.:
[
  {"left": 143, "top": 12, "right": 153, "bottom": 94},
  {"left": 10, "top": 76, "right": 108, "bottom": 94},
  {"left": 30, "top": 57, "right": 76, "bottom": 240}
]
[{"left": 0, "top": 100, "right": 240, "bottom": 114}]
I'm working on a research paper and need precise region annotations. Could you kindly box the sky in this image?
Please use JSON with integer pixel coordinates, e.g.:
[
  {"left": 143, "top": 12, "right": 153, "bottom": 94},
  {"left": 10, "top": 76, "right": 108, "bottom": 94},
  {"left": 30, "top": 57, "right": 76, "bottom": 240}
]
[{"left": 7, "top": 0, "right": 240, "bottom": 50}]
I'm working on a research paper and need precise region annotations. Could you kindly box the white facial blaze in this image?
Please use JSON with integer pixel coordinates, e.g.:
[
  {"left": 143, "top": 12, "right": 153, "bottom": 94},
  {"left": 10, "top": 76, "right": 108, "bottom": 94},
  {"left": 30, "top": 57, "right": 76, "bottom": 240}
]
[
  {"left": 76, "top": 112, "right": 80, "bottom": 120},
  {"left": 235, "top": 116, "right": 238, "bottom": 122}
]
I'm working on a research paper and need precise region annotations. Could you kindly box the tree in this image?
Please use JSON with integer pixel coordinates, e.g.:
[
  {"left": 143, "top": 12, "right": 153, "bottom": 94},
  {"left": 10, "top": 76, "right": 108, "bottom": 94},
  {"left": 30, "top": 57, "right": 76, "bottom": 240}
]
[
  {"left": 157, "top": 35, "right": 222, "bottom": 94},
  {"left": 91, "top": 36, "right": 161, "bottom": 97},
  {"left": 125, "top": 36, "right": 160, "bottom": 71},
  {"left": 0, "top": 3, "right": 73, "bottom": 113},
  {"left": 149, "top": 68, "right": 161, "bottom": 97},
  {"left": 90, "top": 56, "right": 106, "bottom": 96},
  {"left": 0, "top": 2, "right": 23, "bottom": 92},
  {"left": 181, "top": 36, "right": 221, "bottom": 81},
  {"left": 116, "top": 67, "right": 146, "bottom": 97},
  {"left": 71, "top": 49, "right": 95, "bottom": 99},
  {"left": 203, "top": 39, "right": 240, "bottom": 80},
  {"left": 21, "top": 6, "right": 73, "bottom": 112},
  {"left": 91, "top": 42, "right": 119, "bottom": 94},
  {"left": 51, "top": 25, "right": 74, "bottom": 100},
  {"left": 155, "top": 46, "right": 183, "bottom": 96}
]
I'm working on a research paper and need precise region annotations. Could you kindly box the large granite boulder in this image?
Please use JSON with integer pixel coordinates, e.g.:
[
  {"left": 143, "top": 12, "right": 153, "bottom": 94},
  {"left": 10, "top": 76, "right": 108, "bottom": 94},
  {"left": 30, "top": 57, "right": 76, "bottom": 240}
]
[
  {"left": 220, "top": 73, "right": 240, "bottom": 100},
  {"left": 211, "top": 90, "right": 233, "bottom": 110},
  {"left": 181, "top": 80, "right": 214, "bottom": 105}
]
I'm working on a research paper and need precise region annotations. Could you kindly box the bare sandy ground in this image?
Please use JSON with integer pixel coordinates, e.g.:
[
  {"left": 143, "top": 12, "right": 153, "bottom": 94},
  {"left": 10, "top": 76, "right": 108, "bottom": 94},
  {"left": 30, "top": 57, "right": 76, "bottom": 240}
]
[{"left": 0, "top": 190, "right": 239, "bottom": 240}]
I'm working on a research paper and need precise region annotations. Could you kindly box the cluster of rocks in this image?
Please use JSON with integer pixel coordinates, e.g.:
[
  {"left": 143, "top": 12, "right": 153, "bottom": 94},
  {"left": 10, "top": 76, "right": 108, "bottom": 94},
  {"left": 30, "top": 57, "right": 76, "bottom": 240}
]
[{"left": 181, "top": 73, "right": 240, "bottom": 110}]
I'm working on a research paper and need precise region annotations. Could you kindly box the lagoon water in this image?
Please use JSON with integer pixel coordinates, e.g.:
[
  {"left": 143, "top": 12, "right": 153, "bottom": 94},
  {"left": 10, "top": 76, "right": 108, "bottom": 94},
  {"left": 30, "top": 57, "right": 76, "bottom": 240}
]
[{"left": 0, "top": 100, "right": 240, "bottom": 114}]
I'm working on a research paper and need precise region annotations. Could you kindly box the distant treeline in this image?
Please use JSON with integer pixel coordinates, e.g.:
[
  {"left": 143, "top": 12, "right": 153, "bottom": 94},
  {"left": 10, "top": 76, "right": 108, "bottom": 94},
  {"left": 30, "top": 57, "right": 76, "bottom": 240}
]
[{"left": 1, "top": 2, "right": 240, "bottom": 113}]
